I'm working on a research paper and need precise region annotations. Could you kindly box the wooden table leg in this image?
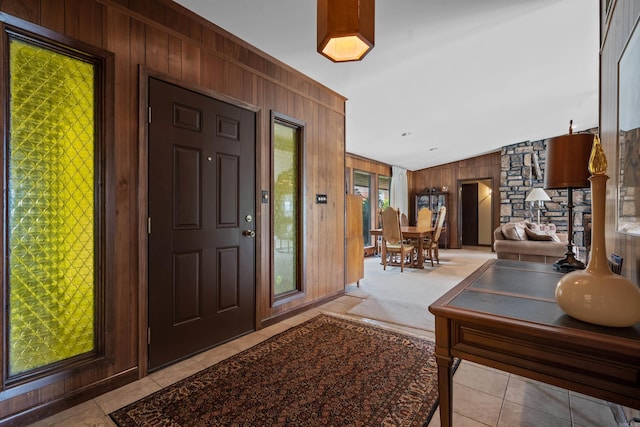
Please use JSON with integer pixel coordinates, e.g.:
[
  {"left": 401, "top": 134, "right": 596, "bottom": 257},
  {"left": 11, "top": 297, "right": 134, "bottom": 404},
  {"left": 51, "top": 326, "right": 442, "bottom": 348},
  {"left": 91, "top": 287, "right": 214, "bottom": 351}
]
[
  {"left": 436, "top": 354, "right": 453, "bottom": 427},
  {"left": 433, "top": 317, "right": 453, "bottom": 427},
  {"left": 416, "top": 238, "right": 425, "bottom": 269}
]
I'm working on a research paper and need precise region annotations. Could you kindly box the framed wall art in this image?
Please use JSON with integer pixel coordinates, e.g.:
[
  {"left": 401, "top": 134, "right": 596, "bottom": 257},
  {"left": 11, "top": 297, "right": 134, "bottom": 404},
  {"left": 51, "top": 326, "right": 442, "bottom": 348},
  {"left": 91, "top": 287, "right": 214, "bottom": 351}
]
[{"left": 617, "top": 19, "right": 640, "bottom": 236}]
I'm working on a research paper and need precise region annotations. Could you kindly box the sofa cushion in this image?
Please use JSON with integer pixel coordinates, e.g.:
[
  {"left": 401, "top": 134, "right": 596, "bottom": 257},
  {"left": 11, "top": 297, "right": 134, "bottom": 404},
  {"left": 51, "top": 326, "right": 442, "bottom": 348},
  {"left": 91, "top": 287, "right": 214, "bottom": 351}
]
[
  {"left": 525, "top": 220, "right": 557, "bottom": 233},
  {"left": 494, "top": 239, "right": 567, "bottom": 258},
  {"left": 501, "top": 222, "right": 527, "bottom": 240},
  {"left": 525, "top": 227, "right": 557, "bottom": 241}
]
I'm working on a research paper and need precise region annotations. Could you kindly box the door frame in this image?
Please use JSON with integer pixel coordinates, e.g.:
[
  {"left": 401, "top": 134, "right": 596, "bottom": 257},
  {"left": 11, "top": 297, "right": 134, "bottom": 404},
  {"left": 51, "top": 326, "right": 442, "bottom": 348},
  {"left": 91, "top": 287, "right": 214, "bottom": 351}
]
[
  {"left": 460, "top": 182, "right": 480, "bottom": 246},
  {"left": 456, "top": 177, "right": 495, "bottom": 248},
  {"left": 137, "top": 67, "right": 261, "bottom": 376}
]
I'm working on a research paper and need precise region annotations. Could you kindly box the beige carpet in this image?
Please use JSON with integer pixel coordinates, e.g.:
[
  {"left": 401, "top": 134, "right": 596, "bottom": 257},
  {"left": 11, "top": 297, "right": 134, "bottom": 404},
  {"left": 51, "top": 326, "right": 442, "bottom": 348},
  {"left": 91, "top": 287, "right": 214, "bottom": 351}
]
[{"left": 345, "top": 247, "right": 496, "bottom": 331}]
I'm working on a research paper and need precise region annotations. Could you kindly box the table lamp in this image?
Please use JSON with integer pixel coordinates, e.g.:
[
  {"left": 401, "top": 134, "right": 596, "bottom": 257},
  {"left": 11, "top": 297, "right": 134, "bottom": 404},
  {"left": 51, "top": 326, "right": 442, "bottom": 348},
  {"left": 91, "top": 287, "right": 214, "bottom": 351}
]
[
  {"left": 525, "top": 187, "right": 551, "bottom": 224},
  {"left": 544, "top": 122, "right": 592, "bottom": 272}
]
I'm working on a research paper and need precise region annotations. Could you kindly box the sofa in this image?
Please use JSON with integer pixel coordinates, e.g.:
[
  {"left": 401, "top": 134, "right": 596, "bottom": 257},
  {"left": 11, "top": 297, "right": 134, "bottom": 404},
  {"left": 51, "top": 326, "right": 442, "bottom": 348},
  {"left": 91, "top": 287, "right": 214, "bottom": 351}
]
[{"left": 493, "top": 221, "right": 568, "bottom": 264}]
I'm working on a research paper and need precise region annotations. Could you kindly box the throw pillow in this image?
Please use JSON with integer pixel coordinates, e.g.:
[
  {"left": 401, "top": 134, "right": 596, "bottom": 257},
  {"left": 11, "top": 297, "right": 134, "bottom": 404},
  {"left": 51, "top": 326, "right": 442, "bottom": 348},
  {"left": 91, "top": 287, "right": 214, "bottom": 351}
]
[
  {"left": 524, "top": 220, "right": 557, "bottom": 234},
  {"left": 502, "top": 222, "right": 527, "bottom": 240},
  {"left": 524, "top": 227, "right": 554, "bottom": 241},
  {"left": 540, "top": 224, "right": 556, "bottom": 233},
  {"left": 538, "top": 223, "right": 557, "bottom": 233}
]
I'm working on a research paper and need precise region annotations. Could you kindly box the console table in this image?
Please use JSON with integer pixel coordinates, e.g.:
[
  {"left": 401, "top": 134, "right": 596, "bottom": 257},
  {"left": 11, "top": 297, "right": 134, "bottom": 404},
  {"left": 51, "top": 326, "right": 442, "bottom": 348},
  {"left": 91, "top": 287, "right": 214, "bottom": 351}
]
[{"left": 428, "top": 259, "right": 640, "bottom": 427}]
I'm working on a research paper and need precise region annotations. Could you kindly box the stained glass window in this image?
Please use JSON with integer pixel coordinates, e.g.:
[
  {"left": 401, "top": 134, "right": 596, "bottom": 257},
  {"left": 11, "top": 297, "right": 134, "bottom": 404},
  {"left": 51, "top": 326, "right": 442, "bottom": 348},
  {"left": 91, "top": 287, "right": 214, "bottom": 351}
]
[{"left": 7, "top": 38, "right": 96, "bottom": 375}]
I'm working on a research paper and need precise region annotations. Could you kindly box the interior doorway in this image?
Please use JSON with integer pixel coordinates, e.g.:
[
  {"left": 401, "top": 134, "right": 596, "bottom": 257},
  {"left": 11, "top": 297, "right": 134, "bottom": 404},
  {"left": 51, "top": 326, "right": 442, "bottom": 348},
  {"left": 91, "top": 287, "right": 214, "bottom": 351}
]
[{"left": 458, "top": 179, "right": 493, "bottom": 247}]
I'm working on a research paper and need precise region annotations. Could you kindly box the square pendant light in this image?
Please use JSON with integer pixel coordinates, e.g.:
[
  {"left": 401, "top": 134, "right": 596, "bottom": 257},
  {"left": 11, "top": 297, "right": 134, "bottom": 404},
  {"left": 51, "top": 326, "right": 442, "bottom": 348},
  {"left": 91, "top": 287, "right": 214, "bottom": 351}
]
[{"left": 317, "top": 0, "right": 375, "bottom": 62}]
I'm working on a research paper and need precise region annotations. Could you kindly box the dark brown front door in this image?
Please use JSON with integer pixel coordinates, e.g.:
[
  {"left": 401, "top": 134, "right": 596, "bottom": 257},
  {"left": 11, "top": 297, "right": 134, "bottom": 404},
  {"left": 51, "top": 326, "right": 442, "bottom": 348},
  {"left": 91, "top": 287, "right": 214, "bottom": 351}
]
[{"left": 147, "top": 78, "right": 256, "bottom": 371}]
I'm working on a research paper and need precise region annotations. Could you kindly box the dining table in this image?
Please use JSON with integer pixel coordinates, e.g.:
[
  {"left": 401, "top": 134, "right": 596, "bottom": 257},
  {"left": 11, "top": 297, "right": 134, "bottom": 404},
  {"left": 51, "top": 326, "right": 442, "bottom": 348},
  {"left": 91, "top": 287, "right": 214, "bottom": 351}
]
[{"left": 369, "top": 226, "right": 434, "bottom": 269}]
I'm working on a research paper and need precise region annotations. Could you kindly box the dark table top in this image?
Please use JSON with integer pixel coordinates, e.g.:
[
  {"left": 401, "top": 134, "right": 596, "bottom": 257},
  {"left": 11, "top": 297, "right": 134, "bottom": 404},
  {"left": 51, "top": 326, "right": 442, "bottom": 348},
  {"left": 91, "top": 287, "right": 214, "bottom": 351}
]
[{"left": 437, "top": 259, "right": 640, "bottom": 342}]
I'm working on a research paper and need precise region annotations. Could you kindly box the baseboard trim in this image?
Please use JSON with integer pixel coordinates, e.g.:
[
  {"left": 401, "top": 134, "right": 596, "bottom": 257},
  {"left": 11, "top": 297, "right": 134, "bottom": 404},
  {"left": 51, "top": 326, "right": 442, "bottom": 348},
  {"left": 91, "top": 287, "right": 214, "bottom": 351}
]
[
  {"left": 260, "top": 291, "right": 345, "bottom": 328},
  {"left": 1, "top": 367, "right": 139, "bottom": 426}
]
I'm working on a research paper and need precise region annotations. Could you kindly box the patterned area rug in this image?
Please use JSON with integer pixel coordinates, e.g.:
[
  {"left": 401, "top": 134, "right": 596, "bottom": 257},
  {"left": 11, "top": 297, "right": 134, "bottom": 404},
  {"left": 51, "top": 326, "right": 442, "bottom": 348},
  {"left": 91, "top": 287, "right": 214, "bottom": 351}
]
[{"left": 110, "top": 314, "right": 443, "bottom": 426}]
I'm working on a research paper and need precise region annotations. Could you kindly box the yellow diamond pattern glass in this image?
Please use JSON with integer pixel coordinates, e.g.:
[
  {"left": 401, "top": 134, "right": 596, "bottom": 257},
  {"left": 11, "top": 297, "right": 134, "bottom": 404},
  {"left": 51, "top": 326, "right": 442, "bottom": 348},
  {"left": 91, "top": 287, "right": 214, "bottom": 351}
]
[{"left": 8, "top": 39, "right": 95, "bottom": 375}]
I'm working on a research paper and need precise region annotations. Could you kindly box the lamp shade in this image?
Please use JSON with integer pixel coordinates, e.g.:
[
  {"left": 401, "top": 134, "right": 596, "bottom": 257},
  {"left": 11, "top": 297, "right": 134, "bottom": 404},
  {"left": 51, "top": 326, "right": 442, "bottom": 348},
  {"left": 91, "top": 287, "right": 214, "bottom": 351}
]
[
  {"left": 544, "top": 133, "right": 593, "bottom": 189},
  {"left": 317, "top": 0, "right": 374, "bottom": 62},
  {"left": 525, "top": 187, "right": 551, "bottom": 202}
]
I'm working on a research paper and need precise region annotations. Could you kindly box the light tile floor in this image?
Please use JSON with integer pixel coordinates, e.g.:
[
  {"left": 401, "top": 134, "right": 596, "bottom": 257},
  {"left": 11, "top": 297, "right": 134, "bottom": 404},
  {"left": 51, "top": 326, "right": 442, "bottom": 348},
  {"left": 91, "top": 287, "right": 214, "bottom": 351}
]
[{"left": 32, "top": 251, "right": 633, "bottom": 427}]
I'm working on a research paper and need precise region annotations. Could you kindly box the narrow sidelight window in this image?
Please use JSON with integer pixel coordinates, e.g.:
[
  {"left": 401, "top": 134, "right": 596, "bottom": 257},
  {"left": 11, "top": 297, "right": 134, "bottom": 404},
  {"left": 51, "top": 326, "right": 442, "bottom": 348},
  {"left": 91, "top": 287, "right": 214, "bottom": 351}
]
[
  {"left": 6, "top": 34, "right": 100, "bottom": 377},
  {"left": 353, "top": 170, "right": 372, "bottom": 246},
  {"left": 272, "top": 113, "right": 304, "bottom": 300}
]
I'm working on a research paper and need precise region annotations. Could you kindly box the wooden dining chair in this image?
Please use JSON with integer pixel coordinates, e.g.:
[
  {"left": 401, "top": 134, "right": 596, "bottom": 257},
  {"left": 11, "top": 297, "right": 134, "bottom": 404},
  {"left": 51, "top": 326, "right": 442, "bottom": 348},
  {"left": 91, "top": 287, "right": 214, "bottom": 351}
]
[
  {"left": 381, "top": 207, "right": 414, "bottom": 272},
  {"left": 417, "top": 207, "right": 433, "bottom": 228},
  {"left": 400, "top": 212, "right": 409, "bottom": 227},
  {"left": 410, "top": 207, "right": 433, "bottom": 252},
  {"left": 424, "top": 206, "right": 446, "bottom": 266}
]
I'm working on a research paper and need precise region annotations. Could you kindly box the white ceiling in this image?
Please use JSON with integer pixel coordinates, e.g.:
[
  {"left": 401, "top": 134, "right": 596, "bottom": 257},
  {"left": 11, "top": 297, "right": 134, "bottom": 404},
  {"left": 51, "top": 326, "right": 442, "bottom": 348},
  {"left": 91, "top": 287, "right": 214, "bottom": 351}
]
[{"left": 174, "top": 0, "right": 599, "bottom": 171}]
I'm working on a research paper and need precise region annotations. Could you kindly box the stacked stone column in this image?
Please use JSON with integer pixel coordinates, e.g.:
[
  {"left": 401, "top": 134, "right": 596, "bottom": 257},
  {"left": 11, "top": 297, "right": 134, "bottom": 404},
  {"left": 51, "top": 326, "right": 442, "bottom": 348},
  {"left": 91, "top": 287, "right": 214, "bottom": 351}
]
[{"left": 499, "top": 131, "right": 597, "bottom": 254}]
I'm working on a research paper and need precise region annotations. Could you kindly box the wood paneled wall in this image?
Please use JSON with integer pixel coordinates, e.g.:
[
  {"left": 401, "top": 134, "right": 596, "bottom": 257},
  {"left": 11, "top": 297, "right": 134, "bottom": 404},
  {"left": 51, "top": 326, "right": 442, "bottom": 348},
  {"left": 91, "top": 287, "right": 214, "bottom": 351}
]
[
  {"left": 600, "top": 0, "right": 640, "bottom": 282},
  {"left": 410, "top": 152, "right": 502, "bottom": 249},
  {"left": 0, "top": 0, "right": 346, "bottom": 423},
  {"left": 346, "top": 153, "right": 392, "bottom": 177},
  {"left": 346, "top": 152, "right": 501, "bottom": 250}
]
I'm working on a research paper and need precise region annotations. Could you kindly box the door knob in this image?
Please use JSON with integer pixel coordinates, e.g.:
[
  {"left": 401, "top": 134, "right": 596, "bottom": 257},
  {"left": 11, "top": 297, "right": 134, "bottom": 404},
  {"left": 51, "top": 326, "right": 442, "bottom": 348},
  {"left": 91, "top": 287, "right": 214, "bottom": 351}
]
[{"left": 243, "top": 230, "right": 256, "bottom": 238}]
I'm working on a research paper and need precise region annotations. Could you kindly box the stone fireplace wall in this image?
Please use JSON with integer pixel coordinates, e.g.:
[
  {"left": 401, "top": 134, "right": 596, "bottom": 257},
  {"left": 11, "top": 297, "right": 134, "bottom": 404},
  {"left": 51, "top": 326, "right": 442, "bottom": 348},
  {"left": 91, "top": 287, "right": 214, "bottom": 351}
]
[{"left": 499, "top": 130, "right": 598, "bottom": 255}]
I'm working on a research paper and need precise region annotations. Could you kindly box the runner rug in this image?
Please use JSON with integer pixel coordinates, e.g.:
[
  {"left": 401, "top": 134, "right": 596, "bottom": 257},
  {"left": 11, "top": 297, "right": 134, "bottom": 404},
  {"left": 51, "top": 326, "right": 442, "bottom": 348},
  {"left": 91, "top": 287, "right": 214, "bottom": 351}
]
[{"left": 110, "top": 314, "right": 444, "bottom": 426}]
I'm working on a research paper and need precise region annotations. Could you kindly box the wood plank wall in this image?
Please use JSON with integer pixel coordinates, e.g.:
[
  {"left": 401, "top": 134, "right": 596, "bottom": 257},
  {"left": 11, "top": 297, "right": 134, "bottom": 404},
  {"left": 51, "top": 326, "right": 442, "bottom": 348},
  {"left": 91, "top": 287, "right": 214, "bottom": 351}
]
[
  {"left": 346, "top": 153, "right": 392, "bottom": 178},
  {"left": 0, "top": 0, "right": 346, "bottom": 423},
  {"left": 600, "top": 0, "right": 640, "bottom": 282},
  {"left": 410, "top": 152, "right": 502, "bottom": 249},
  {"left": 346, "top": 151, "right": 501, "bottom": 250}
]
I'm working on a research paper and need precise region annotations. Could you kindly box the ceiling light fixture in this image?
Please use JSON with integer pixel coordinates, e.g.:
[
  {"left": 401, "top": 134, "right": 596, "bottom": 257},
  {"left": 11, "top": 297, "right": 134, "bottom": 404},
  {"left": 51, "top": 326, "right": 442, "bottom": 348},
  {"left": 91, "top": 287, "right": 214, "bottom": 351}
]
[{"left": 317, "top": 0, "right": 375, "bottom": 62}]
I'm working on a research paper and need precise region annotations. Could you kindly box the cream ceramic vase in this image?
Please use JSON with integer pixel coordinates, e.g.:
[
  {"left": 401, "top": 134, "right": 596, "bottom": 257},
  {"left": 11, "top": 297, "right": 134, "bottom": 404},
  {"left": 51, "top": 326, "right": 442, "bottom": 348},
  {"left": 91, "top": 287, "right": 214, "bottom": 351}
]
[{"left": 555, "top": 137, "right": 640, "bottom": 327}]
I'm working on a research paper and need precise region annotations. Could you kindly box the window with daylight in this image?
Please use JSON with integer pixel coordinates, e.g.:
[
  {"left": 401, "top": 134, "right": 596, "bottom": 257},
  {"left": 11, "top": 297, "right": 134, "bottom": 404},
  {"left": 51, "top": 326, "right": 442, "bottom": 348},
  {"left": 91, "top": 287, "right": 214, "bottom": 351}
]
[
  {"left": 5, "top": 33, "right": 104, "bottom": 378},
  {"left": 378, "top": 175, "right": 391, "bottom": 226},
  {"left": 353, "top": 170, "right": 372, "bottom": 246},
  {"left": 272, "top": 113, "right": 304, "bottom": 301}
]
